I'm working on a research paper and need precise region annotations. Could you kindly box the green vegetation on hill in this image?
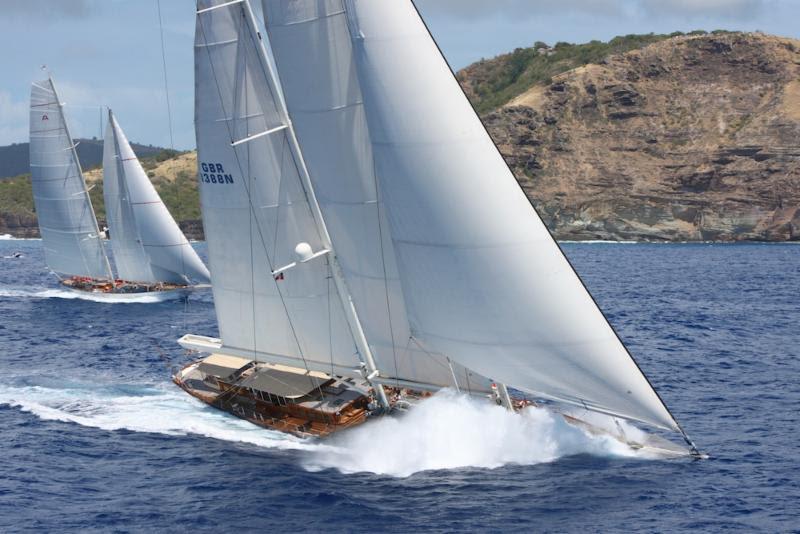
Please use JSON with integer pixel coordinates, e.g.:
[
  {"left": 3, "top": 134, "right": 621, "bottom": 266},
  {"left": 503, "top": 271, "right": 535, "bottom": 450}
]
[
  {"left": 0, "top": 174, "right": 34, "bottom": 216},
  {"left": 0, "top": 149, "right": 200, "bottom": 223},
  {"left": 464, "top": 30, "right": 730, "bottom": 113},
  {"left": 149, "top": 171, "right": 201, "bottom": 221}
]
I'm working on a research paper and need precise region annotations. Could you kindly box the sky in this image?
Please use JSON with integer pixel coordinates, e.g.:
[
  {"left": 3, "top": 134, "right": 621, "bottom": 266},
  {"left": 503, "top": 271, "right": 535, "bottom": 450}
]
[{"left": 1, "top": 0, "right": 798, "bottom": 149}]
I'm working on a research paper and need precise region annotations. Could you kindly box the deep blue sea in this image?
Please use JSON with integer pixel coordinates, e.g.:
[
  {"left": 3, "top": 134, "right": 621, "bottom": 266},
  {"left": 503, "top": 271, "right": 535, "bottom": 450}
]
[{"left": 0, "top": 238, "right": 798, "bottom": 532}]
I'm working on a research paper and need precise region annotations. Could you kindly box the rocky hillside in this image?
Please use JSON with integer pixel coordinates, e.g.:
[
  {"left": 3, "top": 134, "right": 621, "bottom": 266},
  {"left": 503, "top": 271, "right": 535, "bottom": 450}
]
[
  {"left": 2, "top": 32, "right": 799, "bottom": 241},
  {"left": 475, "top": 32, "right": 800, "bottom": 240}
]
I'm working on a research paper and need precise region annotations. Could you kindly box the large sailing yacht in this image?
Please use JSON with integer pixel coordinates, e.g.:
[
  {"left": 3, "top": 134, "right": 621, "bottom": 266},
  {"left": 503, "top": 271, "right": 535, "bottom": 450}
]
[
  {"left": 174, "top": 0, "right": 701, "bottom": 457},
  {"left": 29, "top": 77, "right": 210, "bottom": 300}
]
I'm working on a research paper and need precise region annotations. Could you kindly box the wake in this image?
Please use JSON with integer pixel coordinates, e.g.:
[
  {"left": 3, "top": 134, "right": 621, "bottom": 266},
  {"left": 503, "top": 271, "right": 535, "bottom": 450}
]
[
  {"left": 0, "top": 379, "right": 316, "bottom": 451},
  {"left": 0, "top": 286, "right": 166, "bottom": 304},
  {"left": 0, "top": 379, "right": 658, "bottom": 477},
  {"left": 0, "top": 234, "right": 39, "bottom": 240}
]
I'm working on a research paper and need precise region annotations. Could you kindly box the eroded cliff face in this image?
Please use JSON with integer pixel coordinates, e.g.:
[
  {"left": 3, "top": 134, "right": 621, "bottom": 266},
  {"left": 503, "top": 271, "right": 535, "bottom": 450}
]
[
  {"left": 477, "top": 33, "right": 800, "bottom": 241},
  {"left": 4, "top": 33, "right": 799, "bottom": 242}
]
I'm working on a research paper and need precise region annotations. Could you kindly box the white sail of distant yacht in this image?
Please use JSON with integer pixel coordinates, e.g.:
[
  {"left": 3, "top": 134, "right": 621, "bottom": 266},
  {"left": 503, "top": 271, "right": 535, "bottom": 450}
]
[
  {"left": 177, "top": 0, "right": 699, "bottom": 455},
  {"left": 103, "top": 110, "right": 210, "bottom": 285},
  {"left": 29, "top": 77, "right": 113, "bottom": 281},
  {"left": 29, "top": 75, "right": 210, "bottom": 299}
]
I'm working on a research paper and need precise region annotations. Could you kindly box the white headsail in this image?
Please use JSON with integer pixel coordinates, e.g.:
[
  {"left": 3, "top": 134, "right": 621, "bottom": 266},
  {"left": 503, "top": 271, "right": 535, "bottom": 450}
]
[
  {"left": 341, "top": 1, "right": 681, "bottom": 432},
  {"left": 194, "top": 0, "right": 361, "bottom": 374},
  {"left": 103, "top": 111, "right": 210, "bottom": 285},
  {"left": 29, "top": 77, "right": 112, "bottom": 280},
  {"left": 262, "top": 0, "right": 492, "bottom": 393}
]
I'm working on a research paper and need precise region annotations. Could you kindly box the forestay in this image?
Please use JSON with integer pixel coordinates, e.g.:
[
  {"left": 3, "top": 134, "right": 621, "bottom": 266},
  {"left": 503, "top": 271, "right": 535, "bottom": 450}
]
[
  {"left": 29, "top": 78, "right": 112, "bottom": 280},
  {"left": 344, "top": 1, "right": 680, "bottom": 431},
  {"left": 194, "top": 0, "right": 360, "bottom": 373},
  {"left": 103, "top": 112, "right": 210, "bottom": 284},
  {"left": 263, "top": 0, "right": 492, "bottom": 393}
]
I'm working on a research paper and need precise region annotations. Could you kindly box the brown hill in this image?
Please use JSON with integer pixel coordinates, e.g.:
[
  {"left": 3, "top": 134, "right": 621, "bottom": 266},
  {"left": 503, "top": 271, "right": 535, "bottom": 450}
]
[
  {"left": 476, "top": 32, "right": 800, "bottom": 240},
  {"left": 4, "top": 32, "right": 799, "bottom": 242}
]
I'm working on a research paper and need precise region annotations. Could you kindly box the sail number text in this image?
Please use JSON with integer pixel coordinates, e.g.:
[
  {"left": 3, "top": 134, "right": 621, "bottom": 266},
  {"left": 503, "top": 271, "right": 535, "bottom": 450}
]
[{"left": 200, "top": 162, "right": 234, "bottom": 184}]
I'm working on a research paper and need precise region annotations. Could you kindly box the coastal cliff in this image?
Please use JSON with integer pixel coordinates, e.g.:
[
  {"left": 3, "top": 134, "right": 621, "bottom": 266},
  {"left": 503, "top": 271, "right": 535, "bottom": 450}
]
[
  {"left": 2, "top": 32, "right": 799, "bottom": 241},
  {"left": 464, "top": 32, "right": 800, "bottom": 241}
]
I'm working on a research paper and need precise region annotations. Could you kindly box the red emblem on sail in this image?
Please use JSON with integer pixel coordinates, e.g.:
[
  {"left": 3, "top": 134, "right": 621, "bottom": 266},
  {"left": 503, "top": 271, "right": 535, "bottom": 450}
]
[{"left": 42, "top": 114, "right": 49, "bottom": 121}]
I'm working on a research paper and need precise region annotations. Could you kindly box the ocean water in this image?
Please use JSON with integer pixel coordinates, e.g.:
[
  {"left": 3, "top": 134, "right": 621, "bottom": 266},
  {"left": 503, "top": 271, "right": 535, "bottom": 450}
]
[{"left": 0, "top": 239, "right": 798, "bottom": 532}]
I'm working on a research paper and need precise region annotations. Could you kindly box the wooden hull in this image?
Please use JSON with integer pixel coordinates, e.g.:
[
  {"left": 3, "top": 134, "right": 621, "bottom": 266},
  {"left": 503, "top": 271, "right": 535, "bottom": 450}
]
[
  {"left": 172, "top": 360, "right": 699, "bottom": 457},
  {"left": 173, "top": 363, "right": 371, "bottom": 438},
  {"left": 60, "top": 277, "right": 191, "bottom": 302}
]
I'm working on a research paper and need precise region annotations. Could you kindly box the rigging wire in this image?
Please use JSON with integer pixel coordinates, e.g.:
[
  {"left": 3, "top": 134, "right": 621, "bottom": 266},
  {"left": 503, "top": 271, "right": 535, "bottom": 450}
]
[
  {"left": 156, "top": 0, "right": 175, "bottom": 151},
  {"left": 372, "top": 160, "right": 400, "bottom": 389},
  {"left": 156, "top": 0, "right": 191, "bottom": 324},
  {"left": 196, "top": 5, "right": 325, "bottom": 399}
]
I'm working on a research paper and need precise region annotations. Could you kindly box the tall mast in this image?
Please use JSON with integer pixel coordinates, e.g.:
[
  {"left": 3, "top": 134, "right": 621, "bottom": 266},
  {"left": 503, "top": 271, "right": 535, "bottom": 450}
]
[
  {"left": 239, "top": 0, "right": 390, "bottom": 409},
  {"left": 49, "top": 77, "right": 114, "bottom": 281}
]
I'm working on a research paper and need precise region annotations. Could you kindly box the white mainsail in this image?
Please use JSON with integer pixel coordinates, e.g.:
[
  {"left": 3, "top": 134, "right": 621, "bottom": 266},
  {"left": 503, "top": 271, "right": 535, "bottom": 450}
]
[
  {"left": 341, "top": 1, "right": 681, "bottom": 432},
  {"left": 103, "top": 111, "right": 210, "bottom": 285},
  {"left": 29, "top": 77, "right": 112, "bottom": 280},
  {"left": 194, "top": 0, "right": 361, "bottom": 374},
  {"left": 262, "top": 0, "right": 492, "bottom": 393}
]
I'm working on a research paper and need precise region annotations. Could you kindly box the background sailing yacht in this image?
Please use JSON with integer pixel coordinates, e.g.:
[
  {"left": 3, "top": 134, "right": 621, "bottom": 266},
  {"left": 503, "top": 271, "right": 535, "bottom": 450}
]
[
  {"left": 175, "top": 0, "right": 701, "bottom": 457},
  {"left": 29, "top": 76, "right": 210, "bottom": 301}
]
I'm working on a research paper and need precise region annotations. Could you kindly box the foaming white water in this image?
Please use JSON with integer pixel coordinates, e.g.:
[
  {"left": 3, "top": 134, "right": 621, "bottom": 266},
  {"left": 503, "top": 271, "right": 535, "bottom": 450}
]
[
  {"left": 305, "top": 390, "right": 650, "bottom": 477},
  {"left": 0, "top": 286, "right": 171, "bottom": 303},
  {"left": 35, "top": 288, "right": 171, "bottom": 303},
  {"left": 0, "top": 380, "right": 319, "bottom": 452},
  {"left": 0, "top": 234, "right": 38, "bottom": 240}
]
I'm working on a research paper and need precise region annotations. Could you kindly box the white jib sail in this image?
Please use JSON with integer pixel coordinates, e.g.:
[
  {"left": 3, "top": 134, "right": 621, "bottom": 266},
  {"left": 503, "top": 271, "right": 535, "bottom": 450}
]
[
  {"left": 262, "top": 0, "right": 492, "bottom": 393},
  {"left": 194, "top": 0, "right": 361, "bottom": 373},
  {"left": 29, "top": 78, "right": 112, "bottom": 280},
  {"left": 343, "top": 1, "right": 680, "bottom": 432},
  {"left": 103, "top": 111, "right": 210, "bottom": 285}
]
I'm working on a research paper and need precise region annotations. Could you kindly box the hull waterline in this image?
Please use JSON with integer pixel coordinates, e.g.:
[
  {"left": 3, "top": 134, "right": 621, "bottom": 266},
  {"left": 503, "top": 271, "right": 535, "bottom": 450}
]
[
  {"left": 172, "top": 357, "right": 699, "bottom": 458},
  {"left": 59, "top": 277, "right": 196, "bottom": 302}
]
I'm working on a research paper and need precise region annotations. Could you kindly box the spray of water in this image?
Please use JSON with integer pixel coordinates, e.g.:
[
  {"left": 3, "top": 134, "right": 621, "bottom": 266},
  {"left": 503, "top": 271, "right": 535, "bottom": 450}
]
[
  {"left": 0, "top": 381, "right": 658, "bottom": 477},
  {"left": 304, "top": 390, "right": 649, "bottom": 477}
]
